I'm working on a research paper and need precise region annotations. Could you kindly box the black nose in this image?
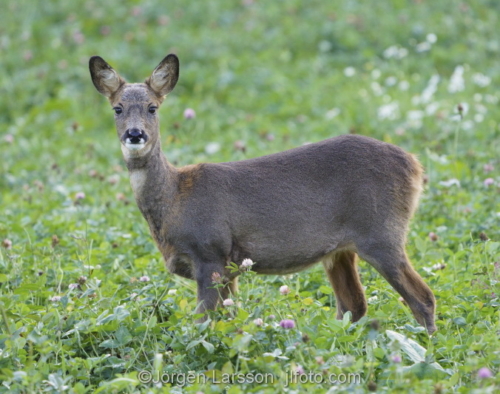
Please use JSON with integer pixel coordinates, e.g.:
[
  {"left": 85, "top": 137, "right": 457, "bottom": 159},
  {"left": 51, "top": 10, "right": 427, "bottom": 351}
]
[{"left": 126, "top": 128, "right": 144, "bottom": 143}]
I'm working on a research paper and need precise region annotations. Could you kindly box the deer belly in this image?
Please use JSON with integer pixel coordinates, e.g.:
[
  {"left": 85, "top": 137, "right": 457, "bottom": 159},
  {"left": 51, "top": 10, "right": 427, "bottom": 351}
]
[{"left": 241, "top": 244, "right": 339, "bottom": 275}]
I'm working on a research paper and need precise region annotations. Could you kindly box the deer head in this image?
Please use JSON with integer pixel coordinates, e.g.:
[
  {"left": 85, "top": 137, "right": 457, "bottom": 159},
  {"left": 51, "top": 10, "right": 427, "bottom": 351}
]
[{"left": 89, "top": 54, "right": 179, "bottom": 162}]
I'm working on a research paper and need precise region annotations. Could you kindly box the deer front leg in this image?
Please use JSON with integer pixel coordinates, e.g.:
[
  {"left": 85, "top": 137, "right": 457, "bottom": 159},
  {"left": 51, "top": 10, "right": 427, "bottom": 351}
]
[{"left": 194, "top": 261, "right": 226, "bottom": 323}]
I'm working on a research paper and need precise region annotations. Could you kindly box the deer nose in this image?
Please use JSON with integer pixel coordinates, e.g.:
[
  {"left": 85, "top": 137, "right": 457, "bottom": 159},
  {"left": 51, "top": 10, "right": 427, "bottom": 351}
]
[{"left": 125, "top": 128, "right": 145, "bottom": 144}]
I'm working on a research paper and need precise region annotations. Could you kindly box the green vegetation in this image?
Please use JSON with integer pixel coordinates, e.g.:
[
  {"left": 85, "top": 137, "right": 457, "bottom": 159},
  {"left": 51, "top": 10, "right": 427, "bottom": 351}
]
[{"left": 1, "top": 0, "right": 499, "bottom": 392}]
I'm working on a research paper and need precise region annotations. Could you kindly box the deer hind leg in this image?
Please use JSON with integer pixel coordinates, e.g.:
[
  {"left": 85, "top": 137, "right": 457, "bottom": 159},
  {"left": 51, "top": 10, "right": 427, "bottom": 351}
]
[
  {"left": 323, "top": 251, "right": 367, "bottom": 322},
  {"left": 357, "top": 243, "right": 436, "bottom": 334}
]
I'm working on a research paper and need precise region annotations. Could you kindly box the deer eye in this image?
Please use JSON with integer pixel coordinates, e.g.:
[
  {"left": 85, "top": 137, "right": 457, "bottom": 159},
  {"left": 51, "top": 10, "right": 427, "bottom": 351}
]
[
  {"left": 113, "top": 107, "right": 123, "bottom": 115},
  {"left": 148, "top": 106, "right": 157, "bottom": 115}
]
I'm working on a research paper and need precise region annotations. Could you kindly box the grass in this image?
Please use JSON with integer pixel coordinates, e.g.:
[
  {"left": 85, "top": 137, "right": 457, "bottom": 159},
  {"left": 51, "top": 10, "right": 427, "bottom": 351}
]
[{"left": 0, "top": 0, "right": 499, "bottom": 392}]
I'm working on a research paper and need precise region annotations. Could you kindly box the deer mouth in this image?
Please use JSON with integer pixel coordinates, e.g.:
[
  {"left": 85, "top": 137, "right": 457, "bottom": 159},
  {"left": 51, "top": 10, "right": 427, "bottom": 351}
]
[
  {"left": 124, "top": 138, "right": 147, "bottom": 151},
  {"left": 122, "top": 131, "right": 148, "bottom": 151}
]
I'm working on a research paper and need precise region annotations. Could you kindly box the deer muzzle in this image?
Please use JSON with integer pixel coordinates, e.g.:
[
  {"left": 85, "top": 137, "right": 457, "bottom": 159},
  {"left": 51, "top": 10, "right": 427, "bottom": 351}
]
[{"left": 123, "top": 128, "right": 148, "bottom": 150}]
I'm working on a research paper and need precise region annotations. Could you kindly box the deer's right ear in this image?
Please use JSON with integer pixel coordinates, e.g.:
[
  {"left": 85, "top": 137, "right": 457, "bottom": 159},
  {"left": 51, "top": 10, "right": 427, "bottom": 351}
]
[
  {"left": 89, "top": 56, "right": 125, "bottom": 98},
  {"left": 146, "top": 54, "right": 179, "bottom": 97}
]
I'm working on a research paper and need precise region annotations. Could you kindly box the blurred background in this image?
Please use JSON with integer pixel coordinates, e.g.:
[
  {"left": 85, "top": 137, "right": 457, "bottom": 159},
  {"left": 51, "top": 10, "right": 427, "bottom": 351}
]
[
  {"left": 0, "top": 1, "right": 499, "bottom": 390},
  {"left": 2, "top": 0, "right": 500, "bottom": 163},
  {"left": 2, "top": 0, "right": 499, "bottom": 231}
]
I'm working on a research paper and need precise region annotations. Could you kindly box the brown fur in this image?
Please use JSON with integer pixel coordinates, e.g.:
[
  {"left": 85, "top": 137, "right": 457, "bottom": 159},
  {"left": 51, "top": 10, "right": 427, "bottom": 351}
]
[
  {"left": 177, "top": 165, "right": 203, "bottom": 198},
  {"left": 89, "top": 54, "right": 436, "bottom": 333},
  {"left": 324, "top": 251, "right": 367, "bottom": 321}
]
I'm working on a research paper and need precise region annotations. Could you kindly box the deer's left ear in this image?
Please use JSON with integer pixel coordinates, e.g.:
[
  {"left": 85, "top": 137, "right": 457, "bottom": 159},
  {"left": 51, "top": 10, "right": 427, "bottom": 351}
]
[
  {"left": 89, "top": 56, "right": 126, "bottom": 98},
  {"left": 146, "top": 54, "right": 179, "bottom": 97}
]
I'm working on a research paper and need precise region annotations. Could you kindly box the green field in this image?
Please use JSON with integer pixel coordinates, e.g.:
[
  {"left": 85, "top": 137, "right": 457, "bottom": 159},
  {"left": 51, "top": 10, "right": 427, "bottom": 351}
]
[{"left": 1, "top": 0, "right": 499, "bottom": 392}]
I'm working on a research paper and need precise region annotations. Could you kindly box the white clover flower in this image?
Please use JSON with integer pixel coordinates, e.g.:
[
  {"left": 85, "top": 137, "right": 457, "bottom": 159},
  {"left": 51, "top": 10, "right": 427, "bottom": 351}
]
[
  {"left": 279, "top": 285, "right": 290, "bottom": 295},
  {"left": 183, "top": 108, "right": 196, "bottom": 119},
  {"left": 472, "top": 73, "right": 491, "bottom": 87},
  {"left": 383, "top": 45, "right": 408, "bottom": 59},
  {"left": 377, "top": 102, "right": 399, "bottom": 120},
  {"left": 295, "top": 365, "right": 305, "bottom": 375},
  {"left": 426, "top": 33, "right": 437, "bottom": 43},
  {"left": 416, "top": 41, "right": 431, "bottom": 52},
  {"left": 325, "top": 108, "right": 341, "bottom": 120},
  {"left": 431, "top": 263, "right": 446, "bottom": 271},
  {"left": 241, "top": 258, "right": 254, "bottom": 268},
  {"left": 448, "top": 65, "right": 465, "bottom": 93},
  {"left": 484, "top": 178, "right": 494, "bottom": 187},
  {"left": 421, "top": 75, "right": 440, "bottom": 103},
  {"left": 343, "top": 67, "right": 355, "bottom": 77},
  {"left": 222, "top": 298, "right": 234, "bottom": 306},
  {"left": 398, "top": 80, "right": 409, "bottom": 91},
  {"left": 205, "top": 142, "right": 220, "bottom": 155},
  {"left": 385, "top": 76, "right": 397, "bottom": 87},
  {"left": 439, "top": 179, "right": 461, "bottom": 188}
]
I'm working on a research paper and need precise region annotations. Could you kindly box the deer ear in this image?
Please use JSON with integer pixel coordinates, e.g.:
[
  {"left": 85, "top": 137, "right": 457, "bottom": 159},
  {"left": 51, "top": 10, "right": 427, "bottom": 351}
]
[
  {"left": 89, "top": 56, "right": 126, "bottom": 98},
  {"left": 146, "top": 54, "right": 179, "bottom": 97}
]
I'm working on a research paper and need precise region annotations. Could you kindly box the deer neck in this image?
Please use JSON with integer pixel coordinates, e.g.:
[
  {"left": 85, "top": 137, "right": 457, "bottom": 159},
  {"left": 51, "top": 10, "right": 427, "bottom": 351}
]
[{"left": 123, "top": 142, "right": 178, "bottom": 235}]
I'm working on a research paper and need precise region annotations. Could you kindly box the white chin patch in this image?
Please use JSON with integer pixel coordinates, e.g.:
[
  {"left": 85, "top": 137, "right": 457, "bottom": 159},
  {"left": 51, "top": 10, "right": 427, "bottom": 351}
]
[
  {"left": 124, "top": 137, "right": 147, "bottom": 151},
  {"left": 121, "top": 141, "right": 149, "bottom": 159},
  {"left": 125, "top": 142, "right": 145, "bottom": 151}
]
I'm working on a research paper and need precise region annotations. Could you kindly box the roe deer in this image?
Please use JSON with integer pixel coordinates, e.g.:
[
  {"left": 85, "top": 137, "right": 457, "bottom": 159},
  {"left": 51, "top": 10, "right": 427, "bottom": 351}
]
[{"left": 89, "top": 54, "right": 436, "bottom": 334}]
